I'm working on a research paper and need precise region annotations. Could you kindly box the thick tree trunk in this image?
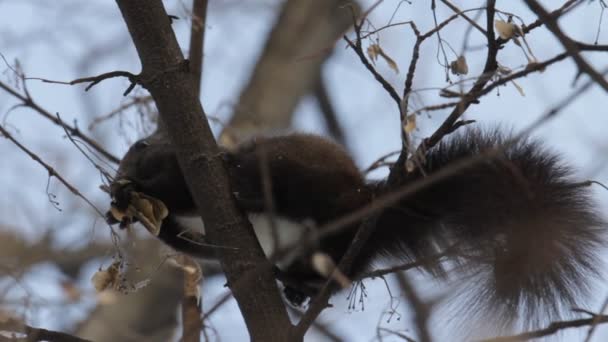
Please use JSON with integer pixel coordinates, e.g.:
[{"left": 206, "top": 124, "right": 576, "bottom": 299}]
[
  {"left": 220, "top": 0, "right": 357, "bottom": 145},
  {"left": 114, "top": 1, "right": 293, "bottom": 340}
]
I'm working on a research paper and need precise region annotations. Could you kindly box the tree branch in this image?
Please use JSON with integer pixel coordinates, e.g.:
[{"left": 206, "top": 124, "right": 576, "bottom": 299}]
[
  {"left": 221, "top": 0, "right": 357, "bottom": 145},
  {"left": 114, "top": 1, "right": 291, "bottom": 340},
  {"left": 416, "top": 0, "right": 498, "bottom": 156},
  {"left": 0, "top": 124, "right": 106, "bottom": 218},
  {"left": 523, "top": 0, "right": 608, "bottom": 92},
  {"left": 481, "top": 315, "right": 608, "bottom": 342},
  {"left": 188, "top": 0, "right": 207, "bottom": 96},
  {"left": 0, "top": 81, "right": 119, "bottom": 164},
  {"left": 0, "top": 318, "right": 91, "bottom": 342}
]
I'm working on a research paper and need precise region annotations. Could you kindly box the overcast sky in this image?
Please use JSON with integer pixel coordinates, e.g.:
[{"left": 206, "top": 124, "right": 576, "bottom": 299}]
[{"left": 1, "top": 0, "right": 608, "bottom": 340}]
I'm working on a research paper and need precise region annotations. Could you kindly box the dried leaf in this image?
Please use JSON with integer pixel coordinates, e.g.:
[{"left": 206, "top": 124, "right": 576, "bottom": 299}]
[
  {"left": 109, "top": 205, "right": 130, "bottom": 222},
  {"left": 526, "top": 61, "right": 544, "bottom": 72},
  {"left": 91, "top": 260, "right": 121, "bottom": 292},
  {"left": 404, "top": 114, "right": 417, "bottom": 133},
  {"left": 131, "top": 192, "right": 167, "bottom": 236},
  {"left": 130, "top": 192, "right": 166, "bottom": 236},
  {"left": 367, "top": 44, "right": 381, "bottom": 64},
  {"left": 110, "top": 191, "right": 168, "bottom": 236},
  {"left": 378, "top": 50, "right": 399, "bottom": 74},
  {"left": 91, "top": 270, "right": 112, "bottom": 292},
  {"left": 450, "top": 55, "right": 469, "bottom": 75},
  {"left": 495, "top": 20, "right": 518, "bottom": 40},
  {"left": 368, "top": 43, "right": 399, "bottom": 73}
]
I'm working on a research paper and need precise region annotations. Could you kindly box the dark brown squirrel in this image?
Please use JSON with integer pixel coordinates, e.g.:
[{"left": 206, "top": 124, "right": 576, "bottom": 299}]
[{"left": 107, "top": 128, "right": 605, "bottom": 327}]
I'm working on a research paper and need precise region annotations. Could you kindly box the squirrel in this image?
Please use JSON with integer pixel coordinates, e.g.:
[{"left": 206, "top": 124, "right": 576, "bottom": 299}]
[{"left": 106, "top": 128, "right": 604, "bottom": 328}]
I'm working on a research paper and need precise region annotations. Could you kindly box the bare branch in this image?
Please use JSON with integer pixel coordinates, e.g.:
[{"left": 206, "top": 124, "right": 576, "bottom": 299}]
[
  {"left": 88, "top": 95, "right": 153, "bottom": 130},
  {"left": 114, "top": 1, "right": 292, "bottom": 339},
  {"left": 314, "top": 76, "right": 347, "bottom": 146},
  {"left": 439, "top": 0, "right": 486, "bottom": 35},
  {"left": 343, "top": 32, "right": 401, "bottom": 113},
  {"left": 523, "top": 0, "right": 608, "bottom": 92},
  {"left": 221, "top": 0, "right": 358, "bottom": 144},
  {"left": 395, "top": 273, "right": 431, "bottom": 342},
  {"left": 0, "top": 124, "right": 106, "bottom": 218},
  {"left": 481, "top": 315, "right": 608, "bottom": 342},
  {"left": 0, "top": 81, "right": 119, "bottom": 163},
  {"left": 416, "top": 0, "right": 498, "bottom": 155},
  {"left": 69, "top": 71, "right": 138, "bottom": 95},
  {"left": 188, "top": 0, "right": 208, "bottom": 96},
  {"left": 0, "top": 318, "right": 91, "bottom": 342}
]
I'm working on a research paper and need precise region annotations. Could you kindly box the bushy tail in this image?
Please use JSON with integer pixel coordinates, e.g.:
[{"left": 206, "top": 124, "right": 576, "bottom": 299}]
[{"left": 373, "top": 128, "right": 604, "bottom": 326}]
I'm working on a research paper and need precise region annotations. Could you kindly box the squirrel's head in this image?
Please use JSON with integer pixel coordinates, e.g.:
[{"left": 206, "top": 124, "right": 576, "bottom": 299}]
[{"left": 116, "top": 135, "right": 179, "bottom": 184}]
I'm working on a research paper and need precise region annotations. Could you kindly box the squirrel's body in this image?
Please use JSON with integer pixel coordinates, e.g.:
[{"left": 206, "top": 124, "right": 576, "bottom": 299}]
[{"left": 109, "top": 129, "right": 604, "bottom": 327}]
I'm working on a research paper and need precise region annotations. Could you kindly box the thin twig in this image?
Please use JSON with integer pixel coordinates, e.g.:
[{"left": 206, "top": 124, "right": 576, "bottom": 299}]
[
  {"left": 0, "top": 318, "right": 92, "bottom": 342},
  {"left": 523, "top": 0, "right": 608, "bottom": 92},
  {"left": 315, "top": 76, "right": 347, "bottom": 146},
  {"left": 583, "top": 291, "right": 608, "bottom": 342},
  {"left": 343, "top": 6, "right": 402, "bottom": 112},
  {"left": 344, "top": 34, "right": 401, "bottom": 112},
  {"left": 416, "top": 0, "right": 498, "bottom": 155},
  {"left": 71, "top": 71, "right": 138, "bottom": 94},
  {"left": 439, "top": 0, "right": 486, "bottom": 35},
  {"left": 0, "top": 81, "right": 119, "bottom": 163},
  {"left": 30, "top": 71, "right": 139, "bottom": 95},
  {"left": 364, "top": 150, "right": 400, "bottom": 174},
  {"left": 395, "top": 272, "right": 431, "bottom": 342},
  {"left": 88, "top": 95, "right": 153, "bottom": 130},
  {"left": 520, "top": 0, "right": 580, "bottom": 36},
  {"left": 294, "top": 216, "right": 381, "bottom": 338},
  {"left": 480, "top": 315, "right": 608, "bottom": 342},
  {"left": 356, "top": 249, "right": 449, "bottom": 281},
  {"left": 0, "top": 124, "right": 105, "bottom": 218}
]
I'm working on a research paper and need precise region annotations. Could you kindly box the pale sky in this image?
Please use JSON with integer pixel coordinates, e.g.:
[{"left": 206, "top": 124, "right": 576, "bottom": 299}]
[{"left": 1, "top": 0, "right": 607, "bottom": 340}]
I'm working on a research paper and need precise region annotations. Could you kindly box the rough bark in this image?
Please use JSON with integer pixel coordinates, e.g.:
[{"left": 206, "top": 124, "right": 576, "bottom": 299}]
[{"left": 114, "top": 1, "right": 292, "bottom": 340}]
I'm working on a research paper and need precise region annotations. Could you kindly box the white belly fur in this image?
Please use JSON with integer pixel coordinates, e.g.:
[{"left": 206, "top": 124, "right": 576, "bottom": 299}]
[{"left": 175, "top": 214, "right": 309, "bottom": 265}]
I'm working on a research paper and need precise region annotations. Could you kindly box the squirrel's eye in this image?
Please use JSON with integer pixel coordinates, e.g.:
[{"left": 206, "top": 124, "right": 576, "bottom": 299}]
[{"left": 134, "top": 140, "right": 150, "bottom": 149}]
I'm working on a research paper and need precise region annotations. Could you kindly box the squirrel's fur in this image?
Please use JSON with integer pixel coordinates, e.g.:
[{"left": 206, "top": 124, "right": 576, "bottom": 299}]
[{"left": 108, "top": 128, "right": 604, "bottom": 328}]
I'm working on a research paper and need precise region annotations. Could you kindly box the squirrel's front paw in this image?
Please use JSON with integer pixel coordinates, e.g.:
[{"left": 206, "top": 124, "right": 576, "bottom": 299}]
[
  {"left": 110, "top": 179, "right": 137, "bottom": 211},
  {"left": 105, "top": 209, "right": 134, "bottom": 229},
  {"left": 107, "top": 178, "right": 139, "bottom": 228}
]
